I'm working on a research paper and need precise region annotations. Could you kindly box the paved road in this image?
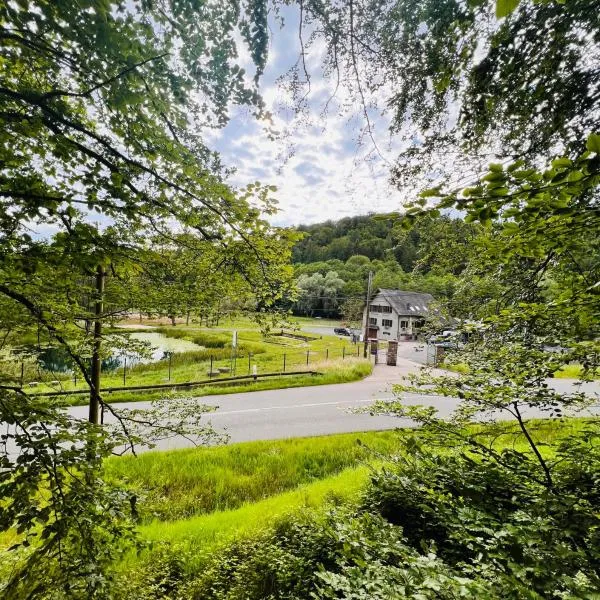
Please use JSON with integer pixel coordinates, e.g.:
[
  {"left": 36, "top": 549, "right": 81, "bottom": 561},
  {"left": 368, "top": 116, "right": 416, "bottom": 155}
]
[
  {"left": 70, "top": 364, "right": 421, "bottom": 450},
  {"left": 68, "top": 358, "right": 600, "bottom": 452}
]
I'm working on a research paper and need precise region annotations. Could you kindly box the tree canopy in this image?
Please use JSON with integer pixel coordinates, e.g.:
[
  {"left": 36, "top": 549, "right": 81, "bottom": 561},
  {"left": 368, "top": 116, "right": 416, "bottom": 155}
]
[
  {"left": 0, "top": 2, "right": 294, "bottom": 596},
  {"left": 0, "top": 0, "right": 296, "bottom": 391},
  {"left": 291, "top": 0, "right": 599, "bottom": 188}
]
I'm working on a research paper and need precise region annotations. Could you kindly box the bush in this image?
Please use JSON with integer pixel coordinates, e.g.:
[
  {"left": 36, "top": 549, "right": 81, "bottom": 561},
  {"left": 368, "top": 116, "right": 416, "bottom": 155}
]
[
  {"left": 362, "top": 433, "right": 600, "bottom": 599},
  {"left": 118, "top": 423, "right": 600, "bottom": 600},
  {"left": 122, "top": 509, "right": 496, "bottom": 600}
]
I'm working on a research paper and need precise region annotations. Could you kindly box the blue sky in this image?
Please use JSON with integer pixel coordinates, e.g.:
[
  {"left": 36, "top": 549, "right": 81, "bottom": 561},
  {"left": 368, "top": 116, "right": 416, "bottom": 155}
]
[{"left": 207, "top": 5, "right": 410, "bottom": 227}]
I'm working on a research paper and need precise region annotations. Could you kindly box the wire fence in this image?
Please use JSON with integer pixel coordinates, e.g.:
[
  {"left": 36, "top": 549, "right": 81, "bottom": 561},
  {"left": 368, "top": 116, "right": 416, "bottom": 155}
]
[
  {"left": 225, "top": 345, "right": 366, "bottom": 378},
  {"left": 14, "top": 344, "right": 369, "bottom": 394}
]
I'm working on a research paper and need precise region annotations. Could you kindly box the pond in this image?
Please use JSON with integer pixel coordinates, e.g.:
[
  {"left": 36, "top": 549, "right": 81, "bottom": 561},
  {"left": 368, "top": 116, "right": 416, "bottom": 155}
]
[{"left": 15, "top": 331, "right": 203, "bottom": 373}]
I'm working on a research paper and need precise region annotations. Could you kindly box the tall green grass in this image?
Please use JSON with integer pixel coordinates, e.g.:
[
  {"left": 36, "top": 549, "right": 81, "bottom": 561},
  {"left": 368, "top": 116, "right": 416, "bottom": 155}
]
[
  {"left": 115, "top": 417, "right": 598, "bottom": 578},
  {"left": 105, "top": 429, "right": 402, "bottom": 522},
  {"left": 106, "top": 418, "right": 596, "bottom": 528},
  {"left": 138, "top": 466, "right": 369, "bottom": 555}
]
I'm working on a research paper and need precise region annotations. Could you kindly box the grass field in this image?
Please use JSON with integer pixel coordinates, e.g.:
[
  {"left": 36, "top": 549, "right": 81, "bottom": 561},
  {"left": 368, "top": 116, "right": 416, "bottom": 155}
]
[
  {"left": 11, "top": 316, "right": 372, "bottom": 403},
  {"left": 105, "top": 417, "right": 598, "bottom": 577},
  {"left": 56, "top": 357, "right": 371, "bottom": 406}
]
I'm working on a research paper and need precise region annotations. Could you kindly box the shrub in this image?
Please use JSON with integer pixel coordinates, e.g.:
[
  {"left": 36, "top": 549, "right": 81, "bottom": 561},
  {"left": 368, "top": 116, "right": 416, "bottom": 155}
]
[{"left": 364, "top": 439, "right": 600, "bottom": 598}]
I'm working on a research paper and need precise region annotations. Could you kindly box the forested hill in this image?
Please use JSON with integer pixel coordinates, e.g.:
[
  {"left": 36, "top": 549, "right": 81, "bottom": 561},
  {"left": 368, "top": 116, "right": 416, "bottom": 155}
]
[
  {"left": 292, "top": 214, "right": 400, "bottom": 265},
  {"left": 292, "top": 213, "right": 474, "bottom": 274},
  {"left": 289, "top": 213, "right": 485, "bottom": 320}
]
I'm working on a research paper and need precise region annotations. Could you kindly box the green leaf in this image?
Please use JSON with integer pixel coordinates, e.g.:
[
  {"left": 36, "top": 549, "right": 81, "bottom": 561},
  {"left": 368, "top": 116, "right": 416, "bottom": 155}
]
[
  {"left": 567, "top": 170, "right": 584, "bottom": 182},
  {"left": 585, "top": 133, "right": 600, "bottom": 154},
  {"left": 496, "top": 0, "right": 520, "bottom": 18},
  {"left": 419, "top": 187, "right": 442, "bottom": 198},
  {"left": 551, "top": 157, "right": 572, "bottom": 169}
]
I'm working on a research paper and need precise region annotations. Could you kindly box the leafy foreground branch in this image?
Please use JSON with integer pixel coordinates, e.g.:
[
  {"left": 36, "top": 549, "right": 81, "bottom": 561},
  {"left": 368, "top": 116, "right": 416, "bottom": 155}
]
[{"left": 0, "top": 388, "right": 224, "bottom": 599}]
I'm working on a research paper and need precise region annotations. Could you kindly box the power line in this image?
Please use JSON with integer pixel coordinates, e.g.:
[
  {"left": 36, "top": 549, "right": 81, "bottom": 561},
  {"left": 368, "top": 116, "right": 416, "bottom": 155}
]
[{"left": 286, "top": 295, "right": 366, "bottom": 300}]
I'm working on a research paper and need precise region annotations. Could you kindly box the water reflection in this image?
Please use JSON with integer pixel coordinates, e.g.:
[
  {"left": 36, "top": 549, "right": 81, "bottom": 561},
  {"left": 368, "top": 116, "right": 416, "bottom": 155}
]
[
  {"left": 17, "top": 332, "right": 202, "bottom": 374},
  {"left": 35, "top": 346, "right": 75, "bottom": 373}
]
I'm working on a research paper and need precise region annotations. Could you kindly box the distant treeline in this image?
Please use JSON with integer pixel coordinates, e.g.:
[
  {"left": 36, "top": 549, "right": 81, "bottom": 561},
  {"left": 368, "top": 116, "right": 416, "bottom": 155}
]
[
  {"left": 289, "top": 213, "right": 482, "bottom": 319},
  {"left": 292, "top": 213, "right": 476, "bottom": 274}
]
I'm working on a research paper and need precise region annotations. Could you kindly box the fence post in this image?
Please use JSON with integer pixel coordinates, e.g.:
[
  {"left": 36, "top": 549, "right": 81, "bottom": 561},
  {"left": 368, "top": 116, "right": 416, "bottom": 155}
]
[
  {"left": 20, "top": 361, "right": 24, "bottom": 388},
  {"left": 342, "top": 347, "right": 345, "bottom": 360},
  {"left": 168, "top": 352, "right": 172, "bottom": 381},
  {"left": 283, "top": 353, "right": 286, "bottom": 372},
  {"left": 306, "top": 350, "right": 309, "bottom": 366},
  {"left": 357, "top": 346, "right": 360, "bottom": 357},
  {"left": 123, "top": 356, "right": 126, "bottom": 386},
  {"left": 248, "top": 352, "right": 252, "bottom": 375},
  {"left": 210, "top": 355, "right": 213, "bottom": 378},
  {"left": 326, "top": 348, "right": 329, "bottom": 361}
]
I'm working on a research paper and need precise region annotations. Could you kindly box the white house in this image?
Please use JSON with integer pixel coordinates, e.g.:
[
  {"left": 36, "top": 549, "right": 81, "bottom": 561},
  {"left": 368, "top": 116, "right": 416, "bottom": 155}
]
[{"left": 362, "top": 289, "right": 435, "bottom": 341}]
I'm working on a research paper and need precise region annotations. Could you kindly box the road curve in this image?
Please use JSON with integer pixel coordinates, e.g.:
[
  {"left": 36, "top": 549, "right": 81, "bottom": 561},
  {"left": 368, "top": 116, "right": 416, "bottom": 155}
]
[{"left": 67, "top": 358, "right": 600, "bottom": 452}]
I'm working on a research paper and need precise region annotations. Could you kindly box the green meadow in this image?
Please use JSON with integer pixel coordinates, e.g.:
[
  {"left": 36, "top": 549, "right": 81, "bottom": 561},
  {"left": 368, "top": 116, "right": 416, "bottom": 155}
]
[
  {"left": 104, "top": 418, "right": 595, "bottom": 565},
  {"left": 11, "top": 316, "right": 373, "bottom": 404}
]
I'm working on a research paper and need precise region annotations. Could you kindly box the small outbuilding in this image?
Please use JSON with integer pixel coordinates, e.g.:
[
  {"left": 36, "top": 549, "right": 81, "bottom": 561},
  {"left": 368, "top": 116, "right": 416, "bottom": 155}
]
[{"left": 362, "top": 288, "right": 435, "bottom": 341}]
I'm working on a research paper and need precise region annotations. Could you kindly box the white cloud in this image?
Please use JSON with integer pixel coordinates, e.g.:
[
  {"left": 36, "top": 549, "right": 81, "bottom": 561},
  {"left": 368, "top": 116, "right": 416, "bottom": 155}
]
[{"left": 208, "top": 6, "right": 412, "bottom": 227}]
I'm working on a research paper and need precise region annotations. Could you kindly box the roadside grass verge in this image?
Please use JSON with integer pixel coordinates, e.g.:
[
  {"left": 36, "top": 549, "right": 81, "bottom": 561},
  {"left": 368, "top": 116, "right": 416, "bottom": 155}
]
[
  {"left": 58, "top": 358, "right": 373, "bottom": 406},
  {"left": 136, "top": 465, "right": 369, "bottom": 560},
  {"left": 108, "top": 418, "right": 596, "bottom": 528},
  {"left": 105, "top": 429, "right": 402, "bottom": 522},
  {"left": 443, "top": 361, "right": 599, "bottom": 379},
  {"left": 554, "top": 363, "right": 600, "bottom": 379},
  {"left": 116, "top": 417, "right": 597, "bottom": 575},
  {"left": 2, "top": 420, "right": 596, "bottom": 575},
  {"left": 468, "top": 416, "right": 598, "bottom": 451}
]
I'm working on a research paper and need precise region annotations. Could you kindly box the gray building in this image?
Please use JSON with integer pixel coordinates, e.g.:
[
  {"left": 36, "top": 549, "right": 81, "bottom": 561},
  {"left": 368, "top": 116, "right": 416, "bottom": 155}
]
[{"left": 362, "top": 289, "right": 435, "bottom": 341}]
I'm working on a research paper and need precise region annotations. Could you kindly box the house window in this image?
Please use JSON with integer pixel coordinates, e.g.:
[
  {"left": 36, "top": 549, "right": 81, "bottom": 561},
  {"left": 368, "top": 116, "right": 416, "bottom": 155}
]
[
  {"left": 400, "top": 320, "right": 409, "bottom": 329},
  {"left": 370, "top": 305, "right": 392, "bottom": 313},
  {"left": 369, "top": 317, "right": 377, "bottom": 325},
  {"left": 382, "top": 319, "right": 393, "bottom": 327}
]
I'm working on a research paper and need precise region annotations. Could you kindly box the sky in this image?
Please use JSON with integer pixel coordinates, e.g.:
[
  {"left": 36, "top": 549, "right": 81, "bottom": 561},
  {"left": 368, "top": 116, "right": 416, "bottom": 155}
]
[{"left": 206, "top": 6, "right": 409, "bottom": 228}]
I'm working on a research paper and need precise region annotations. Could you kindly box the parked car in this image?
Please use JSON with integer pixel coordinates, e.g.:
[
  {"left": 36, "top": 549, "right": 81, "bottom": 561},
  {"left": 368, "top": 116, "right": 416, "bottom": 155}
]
[
  {"left": 428, "top": 330, "right": 464, "bottom": 349},
  {"left": 334, "top": 327, "right": 352, "bottom": 336}
]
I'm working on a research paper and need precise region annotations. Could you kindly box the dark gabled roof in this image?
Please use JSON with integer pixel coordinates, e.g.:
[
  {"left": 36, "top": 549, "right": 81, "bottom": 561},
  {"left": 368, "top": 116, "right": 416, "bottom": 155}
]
[{"left": 372, "top": 289, "right": 435, "bottom": 318}]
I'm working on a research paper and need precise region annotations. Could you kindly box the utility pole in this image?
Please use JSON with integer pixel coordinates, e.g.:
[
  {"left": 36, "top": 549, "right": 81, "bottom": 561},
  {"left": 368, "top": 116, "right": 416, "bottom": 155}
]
[
  {"left": 363, "top": 271, "right": 373, "bottom": 358},
  {"left": 89, "top": 264, "right": 105, "bottom": 424}
]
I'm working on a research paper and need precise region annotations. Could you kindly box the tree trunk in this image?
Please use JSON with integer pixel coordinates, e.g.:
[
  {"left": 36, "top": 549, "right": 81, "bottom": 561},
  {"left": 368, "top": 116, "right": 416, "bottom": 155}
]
[{"left": 89, "top": 265, "right": 105, "bottom": 425}]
